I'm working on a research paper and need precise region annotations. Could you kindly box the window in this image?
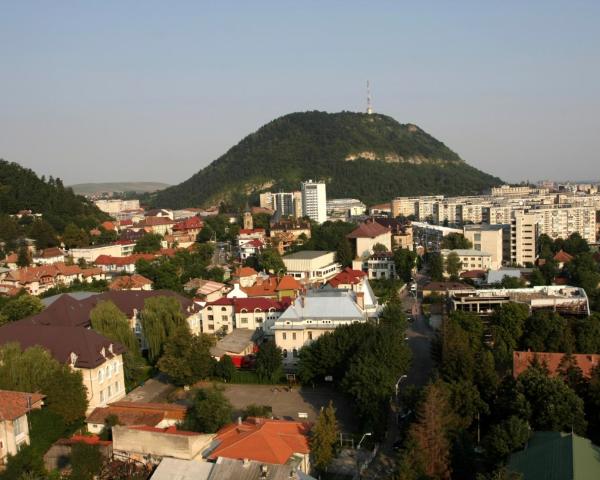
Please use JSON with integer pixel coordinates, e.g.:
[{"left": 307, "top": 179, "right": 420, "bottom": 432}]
[
  {"left": 292, "top": 332, "right": 296, "bottom": 340},
  {"left": 13, "top": 417, "right": 23, "bottom": 436},
  {"left": 207, "top": 324, "right": 214, "bottom": 330},
  {"left": 308, "top": 331, "right": 313, "bottom": 340},
  {"left": 100, "top": 390, "right": 105, "bottom": 403},
  {"left": 108, "top": 385, "right": 112, "bottom": 398},
  {"left": 99, "top": 369, "right": 104, "bottom": 383},
  {"left": 208, "top": 315, "right": 214, "bottom": 321},
  {"left": 283, "top": 349, "right": 288, "bottom": 358},
  {"left": 292, "top": 349, "right": 298, "bottom": 358},
  {"left": 106, "top": 366, "right": 111, "bottom": 378},
  {"left": 221, "top": 307, "right": 227, "bottom": 311},
  {"left": 221, "top": 315, "right": 228, "bottom": 321},
  {"left": 240, "top": 317, "right": 248, "bottom": 324},
  {"left": 114, "top": 381, "right": 119, "bottom": 393},
  {"left": 113, "top": 363, "right": 117, "bottom": 374},
  {"left": 282, "top": 332, "right": 287, "bottom": 340}
]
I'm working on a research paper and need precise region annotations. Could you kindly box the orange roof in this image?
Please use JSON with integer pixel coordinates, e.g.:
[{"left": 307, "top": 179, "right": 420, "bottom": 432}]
[
  {"left": 513, "top": 351, "right": 600, "bottom": 379},
  {"left": 109, "top": 274, "right": 153, "bottom": 290},
  {"left": 553, "top": 250, "right": 574, "bottom": 263},
  {"left": 95, "top": 254, "right": 155, "bottom": 266},
  {"left": 126, "top": 425, "right": 199, "bottom": 436},
  {"left": 101, "top": 221, "right": 116, "bottom": 231},
  {"left": 276, "top": 275, "right": 302, "bottom": 291},
  {"left": 329, "top": 267, "right": 366, "bottom": 287},
  {"left": 233, "top": 267, "right": 258, "bottom": 278},
  {"left": 0, "top": 390, "right": 45, "bottom": 421},
  {"left": 209, "top": 418, "right": 310, "bottom": 465},
  {"left": 55, "top": 434, "right": 112, "bottom": 447},
  {"left": 347, "top": 221, "right": 390, "bottom": 239},
  {"left": 86, "top": 401, "right": 186, "bottom": 426}
]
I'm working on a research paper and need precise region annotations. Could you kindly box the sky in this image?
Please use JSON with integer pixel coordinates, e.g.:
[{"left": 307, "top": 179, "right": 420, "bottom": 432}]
[{"left": 0, "top": 1, "right": 599, "bottom": 185}]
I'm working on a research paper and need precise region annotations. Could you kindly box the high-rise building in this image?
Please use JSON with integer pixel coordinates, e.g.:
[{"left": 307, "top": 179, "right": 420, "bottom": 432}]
[
  {"left": 301, "top": 180, "right": 327, "bottom": 224},
  {"left": 273, "top": 192, "right": 295, "bottom": 217}
]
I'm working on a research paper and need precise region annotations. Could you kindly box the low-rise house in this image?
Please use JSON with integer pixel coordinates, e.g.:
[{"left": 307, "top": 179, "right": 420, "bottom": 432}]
[
  {"left": 210, "top": 328, "right": 257, "bottom": 367},
  {"left": 269, "top": 220, "right": 311, "bottom": 254},
  {"left": 201, "top": 297, "right": 288, "bottom": 334},
  {"left": 242, "top": 275, "right": 303, "bottom": 301},
  {"left": 44, "top": 435, "right": 112, "bottom": 472},
  {"left": 185, "top": 279, "right": 229, "bottom": 302},
  {"left": 109, "top": 274, "right": 153, "bottom": 291},
  {"left": 208, "top": 418, "right": 311, "bottom": 474},
  {"left": 554, "top": 249, "right": 574, "bottom": 268},
  {"left": 33, "top": 247, "right": 65, "bottom": 266},
  {"left": 94, "top": 253, "right": 156, "bottom": 275},
  {"left": 0, "top": 263, "right": 105, "bottom": 295},
  {"left": 282, "top": 251, "right": 341, "bottom": 285},
  {"left": 352, "top": 252, "right": 397, "bottom": 280},
  {"left": 347, "top": 220, "right": 392, "bottom": 258},
  {"left": 273, "top": 290, "right": 366, "bottom": 367},
  {"left": 513, "top": 351, "right": 600, "bottom": 379},
  {"left": 0, "top": 390, "right": 44, "bottom": 465},
  {"left": 0, "top": 322, "right": 126, "bottom": 413},
  {"left": 328, "top": 267, "right": 367, "bottom": 290},
  {"left": 440, "top": 249, "right": 492, "bottom": 275},
  {"left": 112, "top": 425, "right": 214, "bottom": 463},
  {"left": 239, "top": 238, "right": 265, "bottom": 260},
  {"left": 231, "top": 267, "right": 259, "bottom": 288},
  {"left": 86, "top": 401, "right": 187, "bottom": 434},
  {"left": 133, "top": 216, "right": 175, "bottom": 236}
]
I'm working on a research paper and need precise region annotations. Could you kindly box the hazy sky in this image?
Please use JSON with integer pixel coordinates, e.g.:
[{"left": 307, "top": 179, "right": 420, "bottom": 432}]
[{"left": 1, "top": 1, "right": 599, "bottom": 185}]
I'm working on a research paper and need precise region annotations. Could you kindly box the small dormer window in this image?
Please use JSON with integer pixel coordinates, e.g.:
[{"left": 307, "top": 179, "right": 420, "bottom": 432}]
[
  {"left": 108, "top": 344, "right": 114, "bottom": 355},
  {"left": 100, "top": 347, "right": 106, "bottom": 358},
  {"left": 70, "top": 352, "right": 78, "bottom": 367}
]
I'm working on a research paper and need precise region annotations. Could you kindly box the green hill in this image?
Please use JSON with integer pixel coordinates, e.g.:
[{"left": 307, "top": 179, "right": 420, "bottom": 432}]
[
  {"left": 151, "top": 111, "right": 503, "bottom": 208},
  {"left": 0, "top": 159, "right": 108, "bottom": 233}
]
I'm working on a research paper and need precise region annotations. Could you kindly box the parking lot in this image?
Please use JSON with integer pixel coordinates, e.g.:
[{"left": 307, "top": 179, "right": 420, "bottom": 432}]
[{"left": 196, "top": 382, "right": 355, "bottom": 430}]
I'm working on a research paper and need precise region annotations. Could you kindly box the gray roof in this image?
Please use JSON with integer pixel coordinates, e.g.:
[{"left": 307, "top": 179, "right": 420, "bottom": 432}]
[
  {"left": 41, "top": 291, "right": 99, "bottom": 307},
  {"left": 283, "top": 250, "right": 333, "bottom": 260},
  {"left": 463, "top": 224, "right": 504, "bottom": 231},
  {"left": 208, "top": 458, "right": 315, "bottom": 480},
  {"left": 151, "top": 458, "right": 213, "bottom": 480},
  {"left": 278, "top": 291, "right": 364, "bottom": 322},
  {"left": 210, "top": 328, "right": 256, "bottom": 357},
  {"left": 486, "top": 268, "right": 523, "bottom": 284}
]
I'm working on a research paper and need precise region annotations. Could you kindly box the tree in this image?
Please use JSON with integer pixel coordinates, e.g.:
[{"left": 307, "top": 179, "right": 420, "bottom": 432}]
[
  {"left": 520, "top": 311, "right": 571, "bottom": 353},
  {"left": 0, "top": 295, "right": 44, "bottom": 324},
  {"left": 575, "top": 314, "right": 600, "bottom": 353},
  {"left": 482, "top": 416, "right": 530, "bottom": 465},
  {"left": 69, "top": 442, "right": 103, "bottom": 480},
  {"left": 62, "top": 222, "right": 90, "bottom": 249},
  {"left": 255, "top": 341, "right": 283, "bottom": 383},
  {"left": 0, "top": 343, "right": 88, "bottom": 424},
  {"left": 428, "top": 252, "right": 444, "bottom": 281},
  {"left": 335, "top": 238, "right": 354, "bottom": 267},
  {"left": 133, "top": 233, "right": 163, "bottom": 253},
  {"left": 157, "top": 327, "right": 215, "bottom": 386},
  {"left": 99, "top": 414, "right": 121, "bottom": 441},
  {"left": 372, "top": 242, "right": 388, "bottom": 253},
  {"left": 529, "top": 268, "right": 546, "bottom": 286},
  {"left": 490, "top": 303, "right": 529, "bottom": 371},
  {"left": 214, "top": 354, "right": 236, "bottom": 382},
  {"left": 90, "top": 300, "right": 145, "bottom": 387},
  {"left": 258, "top": 248, "right": 286, "bottom": 273},
  {"left": 310, "top": 401, "right": 339, "bottom": 472},
  {"left": 441, "top": 233, "right": 472, "bottom": 250},
  {"left": 445, "top": 251, "right": 462, "bottom": 279},
  {"left": 393, "top": 248, "right": 417, "bottom": 283},
  {"left": 403, "top": 381, "right": 453, "bottom": 480},
  {"left": 183, "top": 386, "right": 233, "bottom": 433},
  {"left": 141, "top": 296, "right": 187, "bottom": 362},
  {"left": 242, "top": 404, "right": 272, "bottom": 419},
  {"left": 17, "top": 245, "right": 30, "bottom": 267},
  {"left": 29, "top": 219, "right": 59, "bottom": 249}
]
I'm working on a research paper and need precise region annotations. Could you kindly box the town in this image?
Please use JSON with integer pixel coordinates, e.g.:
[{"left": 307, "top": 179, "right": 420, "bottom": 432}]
[{"left": 2, "top": 171, "right": 600, "bottom": 480}]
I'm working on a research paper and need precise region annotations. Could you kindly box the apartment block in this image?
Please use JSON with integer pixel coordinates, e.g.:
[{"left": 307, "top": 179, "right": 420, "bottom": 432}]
[
  {"left": 301, "top": 180, "right": 327, "bottom": 224},
  {"left": 463, "top": 224, "right": 504, "bottom": 269}
]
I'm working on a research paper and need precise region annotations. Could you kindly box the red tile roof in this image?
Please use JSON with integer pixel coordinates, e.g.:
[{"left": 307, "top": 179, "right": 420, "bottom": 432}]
[
  {"left": 346, "top": 221, "right": 390, "bottom": 239},
  {"left": 173, "top": 216, "right": 203, "bottom": 231},
  {"left": 0, "top": 390, "right": 45, "bottom": 421},
  {"left": 513, "top": 351, "right": 600, "bottom": 379},
  {"left": 94, "top": 254, "right": 155, "bottom": 267},
  {"left": 206, "top": 297, "right": 289, "bottom": 313},
  {"left": 209, "top": 418, "right": 310, "bottom": 464},
  {"left": 329, "top": 267, "right": 366, "bottom": 288},
  {"left": 109, "top": 274, "right": 153, "bottom": 291},
  {"left": 233, "top": 267, "right": 258, "bottom": 278},
  {"left": 460, "top": 269, "right": 487, "bottom": 279},
  {"left": 239, "top": 229, "right": 265, "bottom": 235},
  {"left": 553, "top": 250, "right": 574, "bottom": 264},
  {"left": 275, "top": 275, "right": 302, "bottom": 291},
  {"left": 86, "top": 401, "right": 186, "bottom": 426},
  {"left": 55, "top": 434, "right": 112, "bottom": 447}
]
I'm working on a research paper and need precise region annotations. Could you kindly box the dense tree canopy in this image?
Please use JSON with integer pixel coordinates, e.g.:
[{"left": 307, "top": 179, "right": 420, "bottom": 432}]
[
  {"left": 140, "top": 296, "right": 187, "bottom": 363},
  {"left": 183, "top": 386, "right": 233, "bottom": 433}
]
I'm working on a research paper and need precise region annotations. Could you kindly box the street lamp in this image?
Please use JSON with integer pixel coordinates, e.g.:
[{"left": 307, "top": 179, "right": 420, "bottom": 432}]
[
  {"left": 357, "top": 432, "right": 372, "bottom": 450},
  {"left": 395, "top": 375, "right": 408, "bottom": 399}
]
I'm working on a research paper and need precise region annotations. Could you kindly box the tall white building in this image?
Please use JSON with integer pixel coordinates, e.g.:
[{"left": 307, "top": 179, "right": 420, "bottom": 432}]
[{"left": 301, "top": 180, "right": 327, "bottom": 224}]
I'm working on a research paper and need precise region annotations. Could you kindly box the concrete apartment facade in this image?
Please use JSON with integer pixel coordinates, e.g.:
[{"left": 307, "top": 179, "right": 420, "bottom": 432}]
[
  {"left": 463, "top": 224, "right": 504, "bottom": 269},
  {"left": 282, "top": 251, "right": 341, "bottom": 284},
  {"left": 301, "top": 180, "right": 327, "bottom": 224}
]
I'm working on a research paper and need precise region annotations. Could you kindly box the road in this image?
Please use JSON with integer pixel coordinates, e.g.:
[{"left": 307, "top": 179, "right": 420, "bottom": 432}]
[{"left": 360, "top": 287, "right": 435, "bottom": 479}]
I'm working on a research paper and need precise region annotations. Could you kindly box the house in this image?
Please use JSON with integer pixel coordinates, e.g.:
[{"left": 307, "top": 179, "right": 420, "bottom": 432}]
[
  {"left": 208, "top": 418, "right": 311, "bottom": 474},
  {"left": 201, "top": 297, "right": 288, "bottom": 334},
  {"left": 374, "top": 218, "right": 413, "bottom": 250},
  {"left": 210, "top": 328, "right": 257, "bottom": 367},
  {"left": 352, "top": 251, "right": 397, "bottom": 280},
  {"left": 0, "top": 322, "right": 126, "bottom": 413},
  {"left": 554, "top": 249, "right": 574, "bottom": 268},
  {"left": 273, "top": 290, "right": 366, "bottom": 367},
  {"left": 326, "top": 271, "right": 379, "bottom": 317},
  {"left": 513, "top": 351, "right": 600, "bottom": 379},
  {"left": 184, "top": 279, "right": 229, "bottom": 302},
  {"left": 70, "top": 243, "right": 124, "bottom": 263},
  {"left": 112, "top": 425, "right": 214, "bottom": 463},
  {"left": 282, "top": 251, "right": 341, "bottom": 285},
  {"left": 43, "top": 435, "right": 113, "bottom": 473},
  {"left": 231, "top": 267, "right": 259, "bottom": 288},
  {"left": 440, "top": 249, "right": 492, "bottom": 275},
  {"left": 242, "top": 275, "right": 303, "bottom": 301},
  {"left": 33, "top": 247, "right": 65, "bottom": 266},
  {"left": 94, "top": 253, "right": 155, "bottom": 275},
  {"left": 239, "top": 238, "right": 265, "bottom": 260},
  {"left": 109, "top": 274, "right": 153, "bottom": 291},
  {"left": 0, "top": 390, "right": 45, "bottom": 465},
  {"left": 347, "top": 220, "right": 392, "bottom": 258},
  {"left": 133, "top": 216, "right": 175, "bottom": 236},
  {"left": 86, "top": 401, "right": 187, "bottom": 434},
  {"left": 508, "top": 432, "right": 600, "bottom": 479},
  {"left": 269, "top": 220, "right": 311, "bottom": 254},
  {"left": 328, "top": 267, "right": 367, "bottom": 290}
]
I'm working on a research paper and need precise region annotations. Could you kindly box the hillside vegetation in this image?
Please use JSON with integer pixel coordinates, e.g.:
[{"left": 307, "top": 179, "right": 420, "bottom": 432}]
[
  {"left": 151, "top": 111, "right": 502, "bottom": 208},
  {"left": 70, "top": 181, "right": 170, "bottom": 195},
  {"left": 0, "top": 159, "right": 108, "bottom": 232}
]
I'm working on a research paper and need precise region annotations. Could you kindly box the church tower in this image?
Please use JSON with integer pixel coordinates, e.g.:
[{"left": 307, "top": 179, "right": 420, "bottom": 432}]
[{"left": 243, "top": 208, "right": 253, "bottom": 230}]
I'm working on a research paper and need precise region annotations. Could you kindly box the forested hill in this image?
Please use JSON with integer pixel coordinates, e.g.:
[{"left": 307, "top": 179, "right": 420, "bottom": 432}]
[
  {"left": 0, "top": 159, "right": 108, "bottom": 232},
  {"left": 151, "top": 111, "right": 502, "bottom": 208}
]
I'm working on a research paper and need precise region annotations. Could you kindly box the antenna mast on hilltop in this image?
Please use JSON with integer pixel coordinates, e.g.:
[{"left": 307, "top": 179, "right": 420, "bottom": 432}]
[{"left": 366, "top": 80, "right": 373, "bottom": 115}]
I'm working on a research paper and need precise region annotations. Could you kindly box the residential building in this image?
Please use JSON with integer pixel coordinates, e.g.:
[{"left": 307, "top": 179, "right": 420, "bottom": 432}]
[
  {"left": 326, "top": 198, "right": 366, "bottom": 221},
  {"left": 411, "top": 222, "right": 463, "bottom": 251},
  {"left": 369, "top": 202, "right": 392, "bottom": 217},
  {"left": 441, "top": 249, "right": 493, "bottom": 275},
  {"left": 201, "top": 297, "right": 288, "bottom": 334},
  {"left": 448, "top": 285, "right": 590, "bottom": 317},
  {"left": 508, "top": 432, "right": 600, "bottom": 480},
  {"left": 94, "top": 253, "right": 155, "bottom": 275},
  {"left": 269, "top": 220, "right": 311, "bottom": 254},
  {"left": 108, "top": 274, "right": 153, "bottom": 291},
  {"left": 95, "top": 199, "right": 141, "bottom": 216},
  {"left": 70, "top": 243, "right": 125, "bottom": 263},
  {"left": 301, "top": 180, "right": 327, "bottom": 224},
  {"left": 510, "top": 210, "right": 538, "bottom": 266},
  {"left": 273, "top": 192, "right": 295, "bottom": 217},
  {"left": 0, "top": 322, "right": 126, "bottom": 413},
  {"left": 33, "top": 247, "right": 65, "bottom": 266},
  {"left": 391, "top": 197, "right": 417, "bottom": 218},
  {"left": 231, "top": 267, "right": 259, "bottom": 287},
  {"left": 242, "top": 275, "right": 303, "bottom": 301},
  {"left": 513, "top": 351, "right": 600, "bottom": 379},
  {"left": 184, "top": 279, "right": 229, "bottom": 302},
  {"left": 86, "top": 401, "right": 187, "bottom": 434},
  {"left": 374, "top": 218, "right": 413, "bottom": 250},
  {"left": 0, "top": 390, "right": 44, "bottom": 465},
  {"left": 282, "top": 251, "right": 341, "bottom": 284},
  {"left": 347, "top": 220, "right": 392, "bottom": 258},
  {"left": 463, "top": 224, "right": 504, "bottom": 269},
  {"left": 209, "top": 328, "right": 256, "bottom": 366},
  {"left": 352, "top": 252, "right": 397, "bottom": 280},
  {"left": 433, "top": 200, "right": 463, "bottom": 225},
  {"left": 273, "top": 290, "right": 366, "bottom": 366},
  {"left": 208, "top": 418, "right": 311, "bottom": 474}
]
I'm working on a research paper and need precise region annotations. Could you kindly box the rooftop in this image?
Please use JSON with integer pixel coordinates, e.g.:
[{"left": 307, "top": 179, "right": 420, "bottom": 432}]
[
  {"left": 86, "top": 401, "right": 187, "bottom": 427},
  {"left": 283, "top": 251, "right": 333, "bottom": 261},
  {"left": 346, "top": 221, "right": 390, "bottom": 239},
  {"left": 0, "top": 390, "right": 45, "bottom": 421},
  {"left": 277, "top": 291, "right": 364, "bottom": 322},
  {"left": 210, "top": 328, "right": 256, "bottom": 357},
  {"left": 513, "top": 351, "right": 600, "bottom": 379}
]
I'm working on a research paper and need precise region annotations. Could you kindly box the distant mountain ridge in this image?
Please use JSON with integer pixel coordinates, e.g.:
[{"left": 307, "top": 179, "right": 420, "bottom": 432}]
[
  {"left": 71, "top": 182, "right": 170, "bottom": 195},
  {"left": 148, "top": 111, "right": 503, "bottom": 207}
]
